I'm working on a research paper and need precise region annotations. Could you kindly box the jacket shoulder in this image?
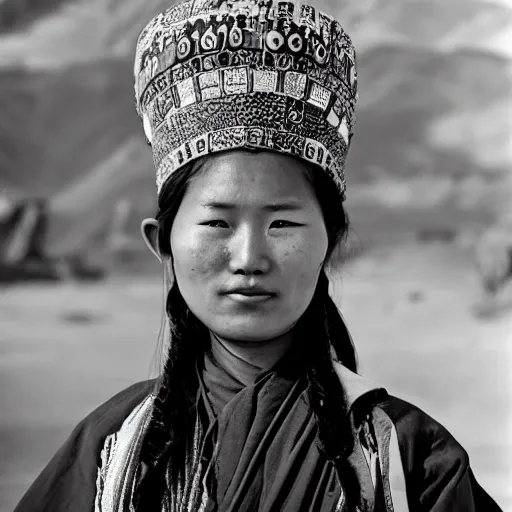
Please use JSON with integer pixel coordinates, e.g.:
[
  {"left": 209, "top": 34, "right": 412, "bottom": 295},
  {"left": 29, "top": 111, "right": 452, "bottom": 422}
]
[
  {"left": 79, "top": 379, "right": 157, "bottom": 437},
  {"left": 13, "top": 379, "right": 157, "bottom": 512},
  {"left": 377, "top": 395, "right": 468, "bottom": 460},
  {"left": 375, "top": 396, "right": 496, "bottom": 511},
  {"left": 334, "top": 370, "right": 501, "bottom": 510}
]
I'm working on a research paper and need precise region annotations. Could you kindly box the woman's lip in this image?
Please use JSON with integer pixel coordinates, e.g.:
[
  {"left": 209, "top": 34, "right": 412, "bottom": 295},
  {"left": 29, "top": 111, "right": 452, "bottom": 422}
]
[{"left": 225, "top": 293, "right": 275, "bottom": 304}]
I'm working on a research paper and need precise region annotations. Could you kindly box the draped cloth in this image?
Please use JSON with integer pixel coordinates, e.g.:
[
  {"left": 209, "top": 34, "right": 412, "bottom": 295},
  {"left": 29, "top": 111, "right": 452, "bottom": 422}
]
[
  {"left": 12, "top": 352, "right": 503, "bottom": 512},
  {"left": 178, "top": 337, "right": 346, "bottom": 512}
]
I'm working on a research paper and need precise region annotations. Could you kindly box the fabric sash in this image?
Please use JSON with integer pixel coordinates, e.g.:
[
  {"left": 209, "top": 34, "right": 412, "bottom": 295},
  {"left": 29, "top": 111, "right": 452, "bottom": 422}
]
[{"left": 93, "top": 364, "right": 408, "bottom": 512}]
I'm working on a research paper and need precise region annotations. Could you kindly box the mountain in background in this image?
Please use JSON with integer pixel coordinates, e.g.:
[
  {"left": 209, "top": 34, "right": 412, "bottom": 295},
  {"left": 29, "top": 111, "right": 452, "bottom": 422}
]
[{"left": 0, "top": 0, "right": 510, "bottom": 255}]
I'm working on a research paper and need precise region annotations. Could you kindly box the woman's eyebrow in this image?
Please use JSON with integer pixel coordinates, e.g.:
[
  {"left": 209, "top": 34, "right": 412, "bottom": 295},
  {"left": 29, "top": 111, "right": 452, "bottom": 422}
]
[
  {"left": 201, "top": 201, "right": 236, "bottom": 210},
  {"left": 201, "top": 201, "right": 303, "bottom": 211},
  {"left": 263, "top": 203, "right": 303, "bottom": 212}
]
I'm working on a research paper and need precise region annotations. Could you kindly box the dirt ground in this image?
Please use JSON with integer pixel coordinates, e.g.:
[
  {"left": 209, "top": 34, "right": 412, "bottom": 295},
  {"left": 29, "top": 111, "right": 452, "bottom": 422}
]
[{"left": 0, "top": 242, "right": 510, "bottom": 511}]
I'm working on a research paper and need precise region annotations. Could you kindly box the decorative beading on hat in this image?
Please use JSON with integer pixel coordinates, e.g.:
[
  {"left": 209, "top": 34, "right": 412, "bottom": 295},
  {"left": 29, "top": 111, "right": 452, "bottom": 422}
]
[{"left": 134, "top": 0, "right": 358, "bottom": 199}]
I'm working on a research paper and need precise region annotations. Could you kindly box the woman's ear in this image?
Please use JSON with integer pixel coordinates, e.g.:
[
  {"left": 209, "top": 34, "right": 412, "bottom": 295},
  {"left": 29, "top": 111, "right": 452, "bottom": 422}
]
[{"left": 141, "top": 218, "right": 162, "bottom": 263}]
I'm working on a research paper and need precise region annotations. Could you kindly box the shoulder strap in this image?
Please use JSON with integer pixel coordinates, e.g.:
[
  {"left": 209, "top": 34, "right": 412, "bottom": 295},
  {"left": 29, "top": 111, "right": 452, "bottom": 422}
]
[
  {"left": 333, "top": 363, "right": 409, "bottom": 512},
  {"left": 95, "top": 394, "right": 155, "bottom": 512},
  {"left": 371, "top": 407, "right": 410, "bottom": 512}
]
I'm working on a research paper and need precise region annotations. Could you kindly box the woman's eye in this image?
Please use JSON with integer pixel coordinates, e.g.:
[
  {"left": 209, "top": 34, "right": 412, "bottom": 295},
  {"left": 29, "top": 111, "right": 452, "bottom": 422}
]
[
  {"left": 201, "top": 220, "right": 229, "bottom": 228},
  {"left": 270, "top": 220, "right": 301, "bottom": 229}
]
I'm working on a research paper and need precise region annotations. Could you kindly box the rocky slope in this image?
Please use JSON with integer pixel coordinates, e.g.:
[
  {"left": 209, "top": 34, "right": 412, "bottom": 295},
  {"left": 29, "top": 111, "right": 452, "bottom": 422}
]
[{"left": 0, "top": 0, "right": 510, "bottom": 254}]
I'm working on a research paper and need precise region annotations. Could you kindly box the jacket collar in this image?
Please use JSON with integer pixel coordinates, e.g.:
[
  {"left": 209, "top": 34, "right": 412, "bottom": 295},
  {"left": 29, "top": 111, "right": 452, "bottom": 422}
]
[{"left": 332, "top": 361, "right": 387, "bottom": 412}]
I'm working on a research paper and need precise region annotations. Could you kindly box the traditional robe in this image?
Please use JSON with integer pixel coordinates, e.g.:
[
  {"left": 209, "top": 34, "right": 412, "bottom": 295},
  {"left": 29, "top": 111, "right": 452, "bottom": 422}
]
[{"left": 14, "top": 347, "right": 502, "bottom": 512}]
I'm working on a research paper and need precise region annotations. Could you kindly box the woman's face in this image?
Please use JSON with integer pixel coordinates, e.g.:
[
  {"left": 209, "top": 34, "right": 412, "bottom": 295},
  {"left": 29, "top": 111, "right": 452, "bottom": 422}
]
[{"left": 170, "top": 151, "right": 329, "bottom": 342}]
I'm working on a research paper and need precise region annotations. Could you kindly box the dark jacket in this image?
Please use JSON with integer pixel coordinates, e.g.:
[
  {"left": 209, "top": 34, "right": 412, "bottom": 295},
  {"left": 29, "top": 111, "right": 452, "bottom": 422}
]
[{"left": 13, "top": 365, "right": 501, "bottom": 512}]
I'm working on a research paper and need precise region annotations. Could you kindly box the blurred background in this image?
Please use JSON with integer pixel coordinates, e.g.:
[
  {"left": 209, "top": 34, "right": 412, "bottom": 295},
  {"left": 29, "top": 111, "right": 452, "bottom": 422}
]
[{"left": 0, "top": 0, "right": 511, "bottom": 509}]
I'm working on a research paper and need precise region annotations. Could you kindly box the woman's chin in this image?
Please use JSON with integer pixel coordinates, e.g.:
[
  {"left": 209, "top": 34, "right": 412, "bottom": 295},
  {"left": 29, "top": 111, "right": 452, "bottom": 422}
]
[{"left": 211, "top": 321, "right": 292, "bottom": 344}]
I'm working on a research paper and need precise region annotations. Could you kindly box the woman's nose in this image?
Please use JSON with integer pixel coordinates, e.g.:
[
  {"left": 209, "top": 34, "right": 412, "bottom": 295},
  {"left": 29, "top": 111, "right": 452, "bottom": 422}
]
[{"left": 228, "top": 226, "right": 271, "bottom": 275}]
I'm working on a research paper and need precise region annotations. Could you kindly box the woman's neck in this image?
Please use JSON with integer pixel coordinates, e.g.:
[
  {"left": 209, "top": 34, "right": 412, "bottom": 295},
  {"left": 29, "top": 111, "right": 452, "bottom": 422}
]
[{"left": 209, "top": 329, "right": 295, "bottom": 374}]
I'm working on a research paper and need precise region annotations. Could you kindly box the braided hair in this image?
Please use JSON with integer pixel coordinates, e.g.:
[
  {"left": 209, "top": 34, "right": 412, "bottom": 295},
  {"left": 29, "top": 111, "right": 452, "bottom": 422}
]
[{"left": 138, "top": 154, "right": 359, "bottom": 509}]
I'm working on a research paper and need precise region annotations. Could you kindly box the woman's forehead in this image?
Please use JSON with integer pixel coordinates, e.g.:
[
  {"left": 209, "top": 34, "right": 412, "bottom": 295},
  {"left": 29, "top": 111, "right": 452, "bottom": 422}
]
[{"left": 187, "top": 151, "right": 316, "bottom": 203}]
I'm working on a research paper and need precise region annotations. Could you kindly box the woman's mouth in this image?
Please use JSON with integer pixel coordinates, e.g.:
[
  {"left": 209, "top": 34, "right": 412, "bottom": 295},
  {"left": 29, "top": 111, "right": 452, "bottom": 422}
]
[{"left": 225, "top": 292, "right": 276, "bottom": 304}]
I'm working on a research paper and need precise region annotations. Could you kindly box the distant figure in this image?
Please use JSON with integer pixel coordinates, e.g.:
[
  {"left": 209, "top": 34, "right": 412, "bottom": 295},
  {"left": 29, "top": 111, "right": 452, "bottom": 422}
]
[
  {"left": 0, "top": 197, "right": 48, "bottom": 264},
  {"left": 108, "top": 198, "right": 133, "bottom": 251},
  {"left": 0, "top": 190, "right": 13, "bottom": 219},
  {"left": 473, "top": 214, "right": 512, "bottom": 319},
  {"left": 475, "top": 215, "right": 512, "bottom": 300},
  {"left": 0, "top": 195, "right": 105, "bottom": 283},
  {"left": 97, "top": 197, "right": 146, "bottom": 270},
  {"left": 106, "top": 197, "right": 142, "bottom": 256}
]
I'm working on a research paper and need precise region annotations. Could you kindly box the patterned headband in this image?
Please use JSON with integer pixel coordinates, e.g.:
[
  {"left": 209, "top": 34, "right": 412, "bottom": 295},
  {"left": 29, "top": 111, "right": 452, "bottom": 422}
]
[{"left": 134, "top": 0, "right": 358, "bottom": 199}]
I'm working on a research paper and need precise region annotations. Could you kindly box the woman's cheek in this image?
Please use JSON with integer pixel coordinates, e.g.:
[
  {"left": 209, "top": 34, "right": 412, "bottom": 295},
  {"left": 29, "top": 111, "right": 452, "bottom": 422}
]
[
  {"left": 279, "top": 231, "right": 325, "bottom": 267},
  {"left": 176, "top": 231, "right": 227, "bottom": 280}
]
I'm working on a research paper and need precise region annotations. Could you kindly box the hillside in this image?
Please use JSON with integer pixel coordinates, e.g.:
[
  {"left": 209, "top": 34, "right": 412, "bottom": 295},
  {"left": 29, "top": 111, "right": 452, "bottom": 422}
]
[
  {"left": 1, "top": 47, "right": 507, "bottom": 193},
  {"left": 0, "top": 60, "right": 142, "bottom": 193},
  {"left": 0, "top": 0, "right": 510, "bottom": 255}
]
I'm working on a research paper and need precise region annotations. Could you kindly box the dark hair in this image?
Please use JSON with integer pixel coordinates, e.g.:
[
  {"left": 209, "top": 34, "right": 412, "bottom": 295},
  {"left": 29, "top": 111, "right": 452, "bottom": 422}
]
[{"left": 138, "top": 153, "right": 359, "bottom": 509}]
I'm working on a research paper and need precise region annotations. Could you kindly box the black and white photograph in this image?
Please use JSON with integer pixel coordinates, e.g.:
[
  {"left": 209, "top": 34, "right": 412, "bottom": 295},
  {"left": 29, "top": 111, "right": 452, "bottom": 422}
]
[{"left": 0, "top": 0, "right": 511, "bottom": 510}]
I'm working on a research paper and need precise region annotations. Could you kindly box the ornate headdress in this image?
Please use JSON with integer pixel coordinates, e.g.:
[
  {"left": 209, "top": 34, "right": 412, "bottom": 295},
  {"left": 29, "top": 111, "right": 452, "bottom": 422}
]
[{"left": 134, "top": 0, "right": 358, "bottom": 199}]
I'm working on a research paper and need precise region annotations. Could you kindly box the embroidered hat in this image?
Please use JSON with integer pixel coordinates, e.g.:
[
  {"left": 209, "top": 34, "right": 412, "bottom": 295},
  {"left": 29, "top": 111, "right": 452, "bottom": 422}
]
[{"left": 134, "top": 0, "right": 358, "bottom": 199}]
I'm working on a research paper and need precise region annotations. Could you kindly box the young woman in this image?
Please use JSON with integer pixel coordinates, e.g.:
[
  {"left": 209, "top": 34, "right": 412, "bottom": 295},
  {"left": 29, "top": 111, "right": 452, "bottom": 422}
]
[{"left": 14, "top": 1, "right": 502, "bottom": 510}]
